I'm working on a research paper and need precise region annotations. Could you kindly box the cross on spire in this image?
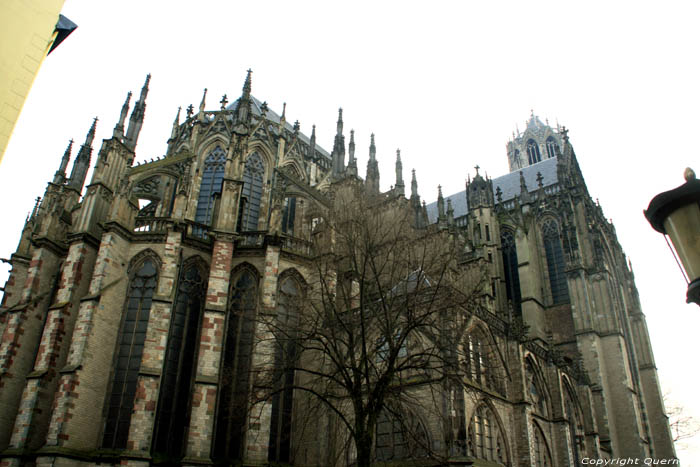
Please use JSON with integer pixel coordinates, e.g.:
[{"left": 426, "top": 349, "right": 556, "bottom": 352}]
[
  {"left": 220, "top": 94, "right": 228, "bottom": 110},
  {"left": 474, "top": 164, "right": 480, "bottom": 175}
]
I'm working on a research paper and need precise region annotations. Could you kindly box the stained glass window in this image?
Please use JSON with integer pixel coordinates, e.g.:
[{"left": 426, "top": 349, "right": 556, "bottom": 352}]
[
  {"left": 241, "top": 152, "right": 265, "bottom": 231},
  {"left": 501, "top": 229, "right": 521, "bottom": 316},
  {"left": 542, "top": 220, "right": 570, "bottom": 304},
  {"left": 527, "top": 139, "right": 541, "bottom": 165},
  {"left": 214, "top": 268, "right": 259, "bottom": 462},
  {"left": 467, "top": 404, "right": 507, "bottom": 465},
  {"left": 103, "top": 258, "right": 158, "bottom": 449},
  {"left": 545, "top": 136, "right": 559, "bottom": 159},
  {"left": 195, "top": 147, "right": 226, "bottom": 225},
  {"left": 152, "top": 262, "right": 206, "bottom": 459}
]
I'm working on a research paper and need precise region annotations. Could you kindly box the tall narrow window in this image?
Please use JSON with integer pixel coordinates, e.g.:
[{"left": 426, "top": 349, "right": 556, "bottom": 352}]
[
  {"left": 527, "top": 139, "right": 541, "bottom": 165},
  {"left": 269, "top": 275, "right": 302, "bottom": 463},
  {"left": 465, "top": 332, "right": 504, "bottom": 396},
  {"left": 214, "top": 268, "right": 259, "bottom": 462},
  {"left": 542, "top": 220, "right": 570, "bottom": 304},
  {"left": 564, "top": 385, "right": 585, "bottom": 465},
  {"left": 467, "top": 404, "right": 507, "bottom": 465},
  {"left": 153, "top": 261, "right": 206, "bottom": 460},
  {"left": 501, "top": 229, "right": 522, "bottom": 316},
  {"left": 103, "top": 257, "right": 158, "bottom": 449},
  {"left": 375, "top": 409, "right": 428, "bottom": 461},
  {"left": 545, "top": 136, "right": 559, "bottom": 159},
  {"left": 281, "top": 196, "right": 296, "bottom": 235},
  {"left": 195, "top": 147, "right": 226, "bottom": 225},
  {"left": 532, "top": 422, "right": 552, "bottom": 467},
  {"left": 241, "top": 152, "right": 265, "bottom": 231}
]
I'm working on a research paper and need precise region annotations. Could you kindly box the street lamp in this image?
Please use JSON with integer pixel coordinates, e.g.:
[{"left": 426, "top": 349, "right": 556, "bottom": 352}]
[{"left": 644, "top": 168, "right": 700, "bottom": 305}]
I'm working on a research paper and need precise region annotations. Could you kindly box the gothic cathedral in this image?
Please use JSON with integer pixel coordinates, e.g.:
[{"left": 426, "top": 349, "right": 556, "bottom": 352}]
[{"left": 0, "top": 72, "right": 675, "bottom": 466}]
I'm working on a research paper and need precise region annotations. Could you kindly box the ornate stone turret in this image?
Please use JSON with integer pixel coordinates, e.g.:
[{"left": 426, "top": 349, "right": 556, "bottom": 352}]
[
  {"left": 331, "top": 108, "right": 345, "bottom": 179},
  {"left": 394, "top": 149, "right": 404, "bottom": 196},
  {"left": 124, "top": 74, "right": 150, "bottom": 151},
  {"left": 365, "top": 133, "right": 380, "bottom": 194},
  {"left": 52, "top": 139, "right": 73, "bottom": 185},
  {"left": 466, "top": 165, "right": 494, "bottom": 210},
  {"left": 112, "top": 91, "right": 131, "bottom": 140},
  {"left": 347, "top": 129, "right": 357, "bottom": 177},
  {"left": 67, "top": 118, "right": 97, "bottom": 192},
  {"left": 234, "top": 69, "right": 253, "bottom": 131}
]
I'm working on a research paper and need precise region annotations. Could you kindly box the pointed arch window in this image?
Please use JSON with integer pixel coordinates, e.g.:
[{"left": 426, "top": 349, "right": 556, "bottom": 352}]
[
  {"left": 281, "top": 196, "right": 297, "bottom": 235},
  {"left": 214, "top": 267, "right": 259, "bottom": 462},
  {"left": 545, "top": 137, "right": 559, "bottom": 159},
  {"left": 525, "top": 359, "right": 549, "bottom": 417},
  {"left": 269, "top": 274, "right": 302, "bottom": 463},
  {"left": 375, "top": 408, "right": 429, "bottom": 461},
  {"left": 240, "top": 152, "right": 265, "bottom": 231},
  {"left": 542, "top": 220, "right": 570, "bottom": 304},
  {"left": 103, "top": 257, "right": 158, "bottom": 449},
  {"left": 564, "top": 384, "right": 585, "bottom": 465},
  {"left": 501, "top": 229, "right": 521, "bottom": 317},
  {"left": 527, "top": 139, "right": 541, "bottom": 165},
  {"left": 465, "top": 331, "right": 505, "bottom": 396},
  {"left": 152, "top": 261, "right": 207, "bottom": 460},
  {"left": 532, "top": 421, "right": 552, "bottom": 467},
  {"left": 195, "top": 147, "right": 226, "bottom": 225},
  {"left": 467, "top": 404, "right": 508, "bottom": 465}
]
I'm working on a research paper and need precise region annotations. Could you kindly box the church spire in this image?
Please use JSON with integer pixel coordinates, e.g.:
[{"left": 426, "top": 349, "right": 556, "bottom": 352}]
[
  {"left": 53, "top": 139, "right": 73, "bottom": 184},
  {"left": 347, "top": 129, "right": 357, "bottom": 176},
  {"left": 394, "top": 149, "right": 404, "bottom": 196},
  {"left": 68, "top": 118, "right": 97, "bottom": 192},
  {"left": 198, "top": 88, "right": 207, "bottom": 122},
  {"left": 365, "top": 133, "right": 380, "bottom": 193},
  {"left": 331, "top": 108, "right": 345, "bottom": 178},
  {"left": 411, "top": 169, "right": 418, "bottom": 199},
  {"left": 112, "top": 91, "right": 131, "bottom": 139},
  {"left": 235, "top": 69, "right": 253, "bottom": 126},
  {"left": 171, "top": 106, "right": 181, "bottom": 139},
  {"left": 437, "top": 185, "right": 445, "bottom": 223},
  {"left": 124, "top": 74, "right": 150, "bottom": 151}
]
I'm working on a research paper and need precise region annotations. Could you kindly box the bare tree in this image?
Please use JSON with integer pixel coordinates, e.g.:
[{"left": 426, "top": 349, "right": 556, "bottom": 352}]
[
  {"left": 664, "top": 393, "right": 700, "bottom": 447},
  {"left": 256, "top": 182, "right": 489, "bottom": 467}
]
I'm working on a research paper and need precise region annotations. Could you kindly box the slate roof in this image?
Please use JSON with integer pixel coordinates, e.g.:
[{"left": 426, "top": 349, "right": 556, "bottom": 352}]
[
  {"left": 425, "top": 156, "right": 559, "bottom": 223},
  {"left": 227, "top": 96, "right": 331, "bottom": 159}
]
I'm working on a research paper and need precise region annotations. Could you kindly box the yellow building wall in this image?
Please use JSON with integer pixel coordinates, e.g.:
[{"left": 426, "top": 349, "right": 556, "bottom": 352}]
[{"left": 0, "top": 0, "right": 66, "bottom": 164}]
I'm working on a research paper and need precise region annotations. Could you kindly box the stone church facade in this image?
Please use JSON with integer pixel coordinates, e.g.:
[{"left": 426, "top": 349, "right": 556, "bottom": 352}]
[{"left": 0, "top": 72, "right": 675, "bottom": 466}]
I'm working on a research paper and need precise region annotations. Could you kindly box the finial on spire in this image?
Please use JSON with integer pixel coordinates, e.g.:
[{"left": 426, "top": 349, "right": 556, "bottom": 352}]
[
  {"left": 85, "top": 117, "right": 98, "bottom": 147},
  {"left": 53, "top": 139, "right": 74, "bottom": 184},
  {"left": 186, "top": 104, "right": 194, "bottom": 118},
  {"left": 293, "top": 120, "right": 300, "bottom": 133},
  {"left": 140, "top": 74, "right": 151, "bottom": 101},
  {"left": 561, "top": 126, "right": 569, "bottom": 142},
  {"left": 170, "top": 106, "right": 181, "bottom": 139},
  {"left": 474, "top": 164, "right": 480, "bottom": 176},
  {"left": 281, "top": 102, "right": 286, "bottom": 120},
  {"left": 243, "top": 69, "right": 252, "bottom": 97},
  {"left": 113, "top": 91, "right": 132, "bottom": 139},
  {"left": 311, "top": 124, "right": 316, "bottom": 140},
  {"left": 199, "top": 88, "right": 207, "bottom": 113},
  {"left": 220, "top": 94, "right": 228, "bottom": 110},
  {"left": 336, "top": 107, "right": 343, "bottom": 135}
]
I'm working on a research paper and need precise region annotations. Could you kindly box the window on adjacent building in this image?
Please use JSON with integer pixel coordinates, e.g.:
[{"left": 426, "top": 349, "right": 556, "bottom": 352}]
[
  {"left": 240, "top": 152, "right": 265, "bottom": 231},
  {"left": 467, "top": 404, "right": 508, "bottom": 465},
  {"left": 102, "top": 257, "right": 158, "bottom": 449},
  {"left": 152, "top": 261, "right": 206, "bottom": 460},
  {"left": 545, "top": 136, "right": 559, "bottom": 159},
  {"left": 501, "top": 229, "right": 522, "bottom": 316},
  {"left": 214, "top": 267, "right": 259, "bottom": 462},
  {"left": 195, "top": 146, "right": 226, "bottom": 225},
  {"left": 542, "top": 220, "right": 570, "bottom": 305},
  {"left": 527, "top": 139, "right": 541, "bottom": 165}
]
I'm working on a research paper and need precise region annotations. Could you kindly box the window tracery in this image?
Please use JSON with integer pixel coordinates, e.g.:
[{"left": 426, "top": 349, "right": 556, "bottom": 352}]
[
  {"left": 241, "top": 152, "right": 265, "bottom": 231},
  {"left": 195, "top": 146, "right": 226, "bottom": 225},
  {"left": 467, "top": 404, "right": 508, "bottom": 465},
  {"left": 465, "top": 331, "right": 505, "bottom": 396},
  {"left": 501, "top": 229, "right": 522, "bottom": 317},
  {"left": 545, "top": 136, "right": 559, "bottom": 159},
  {"left": 527, "top": 139, "right": 541, "bottom": 165},
  {"left": 532, "top": 421, "right": 552, "bottom": 467},
  {"left": 375, "top": 409, "right": 429, "bottom": 461}
]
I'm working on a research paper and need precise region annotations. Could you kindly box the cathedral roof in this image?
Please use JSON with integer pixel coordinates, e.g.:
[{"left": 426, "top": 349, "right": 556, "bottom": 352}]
[
  {"left": 425, "top": 157, "right": 558, "bottom": 222},
  {"left": 227, "top": 96, "right": 331, "bottom": 159}
]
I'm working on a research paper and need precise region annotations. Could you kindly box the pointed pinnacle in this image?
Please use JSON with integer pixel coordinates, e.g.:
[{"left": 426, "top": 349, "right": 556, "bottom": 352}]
[
  {"left": 140, "top": 74, "right": 151, "bottom": 101},
  {"left": 243, "top": 69, "right": 252, "bottom": 96},
  {"left": 396, "top": 149, "right": 401, "bottom": 162},
  {"left": 199, "top": 88, "right": 207, "bottom": 112},
  {"left": 85, "top": 117, "right": 98, "bottom": 146}
]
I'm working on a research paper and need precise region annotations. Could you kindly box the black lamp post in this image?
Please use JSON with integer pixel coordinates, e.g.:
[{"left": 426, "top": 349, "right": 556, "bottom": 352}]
[{"left": 644, "top": 168, "right": 700, "bottom": 305}]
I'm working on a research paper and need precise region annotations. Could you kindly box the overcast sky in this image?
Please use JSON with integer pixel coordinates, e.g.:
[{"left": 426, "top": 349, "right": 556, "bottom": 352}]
[{"left": 2, "top": 0, "right": 699, "bottom": 462}]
